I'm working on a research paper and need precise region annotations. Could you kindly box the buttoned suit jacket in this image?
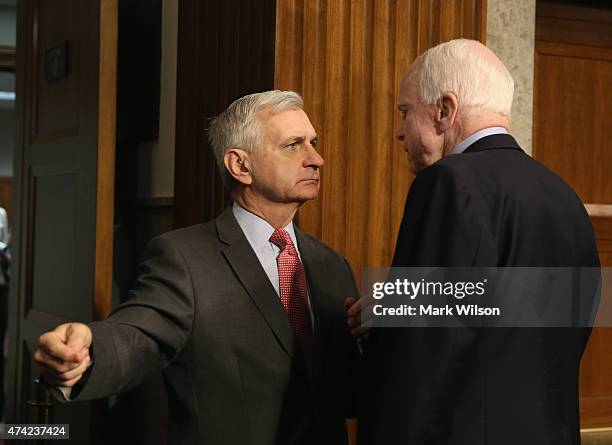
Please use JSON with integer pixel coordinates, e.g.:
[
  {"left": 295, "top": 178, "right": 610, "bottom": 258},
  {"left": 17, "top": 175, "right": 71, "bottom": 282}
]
[
  {"left": 359, "top": 134, "right": 600, "bottom": 445},
  {"left": 75, "top": 207, "right": 358, "bottom": 445}
]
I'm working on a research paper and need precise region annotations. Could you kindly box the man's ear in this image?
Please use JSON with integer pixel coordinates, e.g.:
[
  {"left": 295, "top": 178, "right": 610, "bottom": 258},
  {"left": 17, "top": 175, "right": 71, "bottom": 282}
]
[
  {"left": 224, "top": 149, "right": 253, "bottom": 186},
  {"left": 435, "top": 92, "right": 459, "bottom": 132}
]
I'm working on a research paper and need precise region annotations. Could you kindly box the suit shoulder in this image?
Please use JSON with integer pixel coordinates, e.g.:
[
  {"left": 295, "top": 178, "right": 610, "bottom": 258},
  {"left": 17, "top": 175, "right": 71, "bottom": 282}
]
[
  {"left": 410, "top": 158, "right": 471, "bottom": 195},
  {"left": 146, "top": 221, "right": 217, "bottom": 252},
  {"left": 416, "top": 155, "right": 478, "bottom": 182},
  {"left": 437, "top": 149, "right": 581, "bottom": 197},
  {"left": 297, "top": 230, "right": 338, "bottom": 255},
  {"left": 297, "top": 231, "right": 348, "bottom": 263},
  {"left": 297, "top": 231, "right": 357, "bottom": 294}
]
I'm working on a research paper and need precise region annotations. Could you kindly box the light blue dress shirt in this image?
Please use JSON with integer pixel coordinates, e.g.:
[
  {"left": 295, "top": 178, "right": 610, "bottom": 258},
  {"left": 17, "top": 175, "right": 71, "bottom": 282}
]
[
  {"left": 232, "top": 202, "right": 304, "bottom": 296},
  {"left": 450, "top": 126, "right": 509, "bottom": 155}
]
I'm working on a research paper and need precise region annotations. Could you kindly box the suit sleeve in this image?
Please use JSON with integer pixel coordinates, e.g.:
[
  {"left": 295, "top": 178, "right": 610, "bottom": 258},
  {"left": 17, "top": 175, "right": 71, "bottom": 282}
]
[{"left": 74, "top": 235, "right": 195, "bottom": 401}]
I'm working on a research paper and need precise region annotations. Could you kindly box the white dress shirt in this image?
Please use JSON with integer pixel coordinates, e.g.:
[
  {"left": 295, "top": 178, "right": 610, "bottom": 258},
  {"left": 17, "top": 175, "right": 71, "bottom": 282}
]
[{"left": 450, "top": 126, "right": 509, "bottom": 155}]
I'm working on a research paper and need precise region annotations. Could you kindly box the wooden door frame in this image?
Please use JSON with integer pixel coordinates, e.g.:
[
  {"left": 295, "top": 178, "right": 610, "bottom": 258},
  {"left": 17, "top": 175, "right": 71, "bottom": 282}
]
[{"left": 5, "top": 0, "right": 117, "bottom": 432}]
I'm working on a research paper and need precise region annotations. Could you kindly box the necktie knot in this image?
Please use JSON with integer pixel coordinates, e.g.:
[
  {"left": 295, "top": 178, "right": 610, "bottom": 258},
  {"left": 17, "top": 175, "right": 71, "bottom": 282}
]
[{"left": 269, "top": 228, "right": 294, "bottom": 252}]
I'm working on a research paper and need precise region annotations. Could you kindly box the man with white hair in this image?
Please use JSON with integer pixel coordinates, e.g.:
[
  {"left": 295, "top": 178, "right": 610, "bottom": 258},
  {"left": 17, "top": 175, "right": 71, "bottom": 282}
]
[
  {"left": 34, "top": 91, "right": 359, "bottom": 445},
  {"left": 356, "top": 39, "right": 599, "bottom": 444}
]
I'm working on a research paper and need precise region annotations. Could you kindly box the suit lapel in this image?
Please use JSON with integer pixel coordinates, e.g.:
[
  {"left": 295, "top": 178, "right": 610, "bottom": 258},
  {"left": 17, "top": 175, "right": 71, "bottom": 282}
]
[
  {"left": 216, "top": 207, "right": 296, "bottom": 360},
  {"left": 295, "top": 229, "right": 331, "bottom": 386}
]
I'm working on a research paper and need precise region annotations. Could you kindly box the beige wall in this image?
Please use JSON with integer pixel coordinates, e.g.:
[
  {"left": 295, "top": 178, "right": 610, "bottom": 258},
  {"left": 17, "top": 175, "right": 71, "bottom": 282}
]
[
  {"left": 487, "top": 0, "right": 536, "bottom": 155},
  {"left": 137, "top": 0, "right": 178, "bottom": 199}
]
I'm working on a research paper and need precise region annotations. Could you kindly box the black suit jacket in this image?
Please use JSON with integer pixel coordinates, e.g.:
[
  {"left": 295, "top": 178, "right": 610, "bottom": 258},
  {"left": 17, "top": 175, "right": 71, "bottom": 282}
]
[
  {"left": 75, "top": 207, "right": 358, "bottom": 445},
  {"left": 360, "top": 134, "right": 600, "bottom": 445}
]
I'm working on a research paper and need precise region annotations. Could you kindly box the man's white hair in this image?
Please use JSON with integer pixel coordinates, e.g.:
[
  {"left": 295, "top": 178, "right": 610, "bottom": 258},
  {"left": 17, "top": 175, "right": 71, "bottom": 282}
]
[
  {"left": 208, "top": 90, "right": 304, "bottom": 188},
  {"left": 419, "top": 39, "right": 514, "bottom": 117}
]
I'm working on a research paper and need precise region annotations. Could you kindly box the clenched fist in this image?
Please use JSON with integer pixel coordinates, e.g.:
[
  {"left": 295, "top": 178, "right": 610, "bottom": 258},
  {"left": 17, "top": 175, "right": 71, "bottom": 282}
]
[{"left": 34, "top": 323, "right": 93, "bottom": 387}]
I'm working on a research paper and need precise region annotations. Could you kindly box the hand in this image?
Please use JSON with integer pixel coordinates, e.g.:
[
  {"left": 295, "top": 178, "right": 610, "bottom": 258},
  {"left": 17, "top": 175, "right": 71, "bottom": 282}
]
[
  {"left": 34, "top": 323, "right": 93, "bottom": 387},
  {"left": 345, "top": 296, "right": 371, "bottom": 338}
]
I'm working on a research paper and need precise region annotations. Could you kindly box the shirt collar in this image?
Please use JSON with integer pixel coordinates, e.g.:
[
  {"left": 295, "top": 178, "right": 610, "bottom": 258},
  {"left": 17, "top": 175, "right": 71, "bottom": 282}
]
[
  {"left": 232, "top": 202, "right": 299, "bottom": 249},
  {"left": 450, "top": 127, "right": 509, "bottom": 155}
]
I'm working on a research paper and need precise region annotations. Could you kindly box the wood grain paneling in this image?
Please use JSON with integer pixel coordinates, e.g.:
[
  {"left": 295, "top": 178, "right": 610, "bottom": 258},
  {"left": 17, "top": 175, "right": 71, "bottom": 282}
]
[
  {"left": 536, "top": 1, "right": 612, "bottom": 48},
  {"left": 592, "top": 215, "right": 612, "bottom": 266},
  {"left": 174, "top": 0, "right": 276, "bottom": 228},
  {"left": 276, "top": 0, "right": 487, "bottom": 280},
  {"left": 534, "top": 1, "right": 612, "bottom": 429},
  {"left": 95, "top": 0, "right": 117, "bottom": 321},
  {"left": 533, "top": 42, "right": 612, "bottom": 204},
  {"left": 580, "top": 215, "right": 612, "bottom": 428}
]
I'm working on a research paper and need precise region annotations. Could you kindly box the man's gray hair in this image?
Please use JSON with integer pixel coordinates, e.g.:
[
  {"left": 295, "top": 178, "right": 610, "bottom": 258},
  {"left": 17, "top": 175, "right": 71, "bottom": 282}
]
[
  {"left": 419, "top": 39, "right": 514, "bottom": 118},
  {"left": 208, "top": 90, "right": 304, "bottom": 188}
]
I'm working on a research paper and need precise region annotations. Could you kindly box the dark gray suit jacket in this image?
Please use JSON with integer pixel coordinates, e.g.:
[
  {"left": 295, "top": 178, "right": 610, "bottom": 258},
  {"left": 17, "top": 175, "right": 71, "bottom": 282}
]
[{"left": 76, "top": 207, "right": 359, "bottom": 445}]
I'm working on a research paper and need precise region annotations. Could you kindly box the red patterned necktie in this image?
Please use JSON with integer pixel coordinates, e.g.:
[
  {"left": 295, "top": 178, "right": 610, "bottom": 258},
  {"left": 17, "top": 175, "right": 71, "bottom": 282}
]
[{"left": 269, "top": 228, "right": 313, "bottom": 370}]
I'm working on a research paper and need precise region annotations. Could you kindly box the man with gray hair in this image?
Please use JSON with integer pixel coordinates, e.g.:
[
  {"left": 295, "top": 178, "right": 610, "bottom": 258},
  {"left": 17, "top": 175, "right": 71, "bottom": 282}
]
[
  {"left": 354, "top": 39, "right": 599, "bottom": 444},
  {"left": 35, "top": 90, "right": 359, "bottom": 445}
]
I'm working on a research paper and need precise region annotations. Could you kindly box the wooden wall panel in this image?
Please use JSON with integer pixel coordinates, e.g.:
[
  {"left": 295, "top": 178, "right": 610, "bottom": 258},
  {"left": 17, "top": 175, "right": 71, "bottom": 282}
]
[
  {"left": 174, "top": 0, "right": 276, "bottom": 228},
  {"left": 276, "top": 0, "right": 487, "bottom": 281},
  {"left": 534, "top": 1, "right": 612, "bottom": 430},
  {"left": 581, "top": 213, "right": 612, "bottom": 429},
  {"left": 536, "top": 2, "right": 612, "bottom": 49},
  {"left": 533, "top": 42, "right": 612, "bottom": 204}
]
